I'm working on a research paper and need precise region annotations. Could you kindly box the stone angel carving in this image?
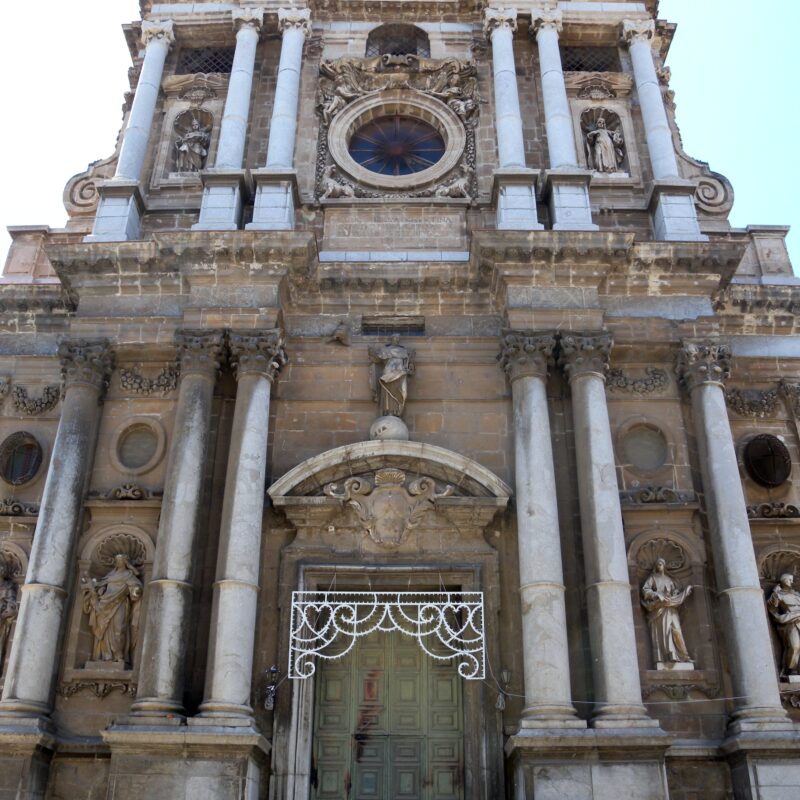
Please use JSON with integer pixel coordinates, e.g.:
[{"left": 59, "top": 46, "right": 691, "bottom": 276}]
[
  {"left": 368, "top": 336, "right": 415, "bottom": 418},
  {"left": 641, "top": 558, "right": 694, "bottom": 669}
]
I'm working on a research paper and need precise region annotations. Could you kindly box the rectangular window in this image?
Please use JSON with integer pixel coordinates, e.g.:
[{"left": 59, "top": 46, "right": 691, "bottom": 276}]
[
  {"left": 561, "top": 46, "right": 621, "bottom": 73},
  {"left": 176, "top": 47, "right": 236, "bottom": 75}
]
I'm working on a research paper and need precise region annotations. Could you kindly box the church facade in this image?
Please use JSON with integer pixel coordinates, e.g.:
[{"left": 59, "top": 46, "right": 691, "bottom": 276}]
[{"left": 0, "top": 1, "right": 799, "bottom": 798}]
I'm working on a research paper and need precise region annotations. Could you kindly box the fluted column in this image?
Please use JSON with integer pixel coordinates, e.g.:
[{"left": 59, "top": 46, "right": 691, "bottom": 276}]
[
  {"left": 677, "top": 342, "right": 790, "bottom": 731},
  {"left": 86, "top": 21, "right": 175, "bottom": 242},
  {"left": 197, "top": 331, "right": 286, "bottom": 722},
  {"left": 500, "top": 332, "right": 584, "bottom": 729},
  {"left": 558, "top": 333, "right": 655, "bottom": 728},
  {"left": 483, "top": 8, "right": 543, "bottom": 231},
  {"left": 194, "top": 9, "right": 264, "bottom": 231},
  {"left": 621, "top": 19, "right": 705, "bottom": 241},
  {"left": 530, "top": 9, "right": 597, "bottom": 231},
  {"left": 0, "top": 341, "right": 113, "bottom": 720},
  {"left": 247, "top": 8, "right": 311, "bottom": 231},
  {"left": 130, "top": 330, "right": 224, "bottom": 718}
]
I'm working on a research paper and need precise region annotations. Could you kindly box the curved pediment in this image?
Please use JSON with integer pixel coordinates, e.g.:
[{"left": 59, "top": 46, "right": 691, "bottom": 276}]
[{"left": 268, "top": 440, "right": 511, "bottom": 500}]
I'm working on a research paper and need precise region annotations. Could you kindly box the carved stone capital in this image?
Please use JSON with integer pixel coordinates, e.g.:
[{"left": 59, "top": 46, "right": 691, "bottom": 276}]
[
  {"left": 228, "top": 330, "right": 287, "bottom": 382},
  {"left": 620, "top": 18, "right": 655, "bottom": 47},
  {"left": 499, "top": 331, "right": 555, "bottom": 382},
  {"left": 530, "top": 9, "right": 563, "bottom": 36},
  {"left": 175, "top": 330, "right": 225, "bottom": 379},
  {"left": 278, "top": 7, "right": 311, "bottom": 37},
  {"left": 58, "top": 340, "right": 115, "bottom": 398},
  {"left": 232, "top": 8, "right": 265, "bottom": 34},
  {"left": 676, "top": 341, "right": 731, "bottom": 392},
  {"left": 141, "top": 19, "right": 175, "bottom": 48},
  {"left": 558, "top": 333, "right": 612, "bottom": 382},
  {"left": 483, "top": 7, "right": 518, "bottom": 38}
]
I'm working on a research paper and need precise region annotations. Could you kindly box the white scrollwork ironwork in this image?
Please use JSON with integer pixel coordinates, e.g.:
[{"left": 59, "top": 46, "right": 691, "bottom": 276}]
[{"left": 289, "top": 591, "right": 485, "bottom": 680}]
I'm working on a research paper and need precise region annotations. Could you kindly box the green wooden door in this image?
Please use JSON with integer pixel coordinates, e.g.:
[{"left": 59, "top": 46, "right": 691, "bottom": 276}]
[{"left": 311, "top": 630, "right": 465, "bottom": 800}]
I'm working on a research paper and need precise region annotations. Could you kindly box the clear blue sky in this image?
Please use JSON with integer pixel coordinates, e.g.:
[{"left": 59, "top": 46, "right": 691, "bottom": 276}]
[{"left": 0, "top": 1, "right": 797, "bottom": 272}]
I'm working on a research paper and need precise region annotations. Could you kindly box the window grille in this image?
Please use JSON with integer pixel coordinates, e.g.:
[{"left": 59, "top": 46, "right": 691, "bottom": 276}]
[
  {"left": 561, "top": 46, "right": 621, "bottom": 73},
  {"left": 366, "top": 24, "right": 431, "bottom": 58},
  {"left": 361, "top": 316, "right": 425, "bottom": 336},
  {"left": 176, "top": 47, "right": 235, "bottom": 75}
]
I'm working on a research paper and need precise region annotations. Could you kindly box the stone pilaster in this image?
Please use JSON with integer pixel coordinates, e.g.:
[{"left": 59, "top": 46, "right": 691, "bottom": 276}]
[
  {"left": 500, "top": 331, "right": 584, "bottom": 729},
  {"left": 0, "top": 341, "right": 113, "bottom": 721},
  {"left": 130, "top": 330, "right": 225, "bottom": 719},
  {"left": 558, "top": 333, "right": 655, "bottom": 728},
  {"left": 677, "top": 341, "right": 790, "bottom": 731},
  {"left": 196, "top": 330, "right": 286, "bottom": 722}
]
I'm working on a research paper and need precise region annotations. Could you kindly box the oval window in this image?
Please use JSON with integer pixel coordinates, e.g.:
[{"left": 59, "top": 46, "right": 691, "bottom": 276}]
[
  {"left": 349, "top": 116, "right": 445, "bottom": 176},
  {"left": 621, "top": 424, "right": 668, "bottom": 472},
  {"left": 117, "top": 425, "right": 159, "bottom": 471},
  {"left": 0, "top": 432, "right": 43, "bottom": 486},
  {"left": 744, "top": 434, "right": 792, "bottom": 487}
]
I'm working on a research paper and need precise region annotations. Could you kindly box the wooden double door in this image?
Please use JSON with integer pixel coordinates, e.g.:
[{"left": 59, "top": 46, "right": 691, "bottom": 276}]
[{"left": 311, "top": 630, "right": 465, "bottom": 800}]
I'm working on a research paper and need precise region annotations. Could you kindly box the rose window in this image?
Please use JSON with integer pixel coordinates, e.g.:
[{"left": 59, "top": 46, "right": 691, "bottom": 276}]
[{"left": 348, "top": 115, "right": 445, "bottom": 176}]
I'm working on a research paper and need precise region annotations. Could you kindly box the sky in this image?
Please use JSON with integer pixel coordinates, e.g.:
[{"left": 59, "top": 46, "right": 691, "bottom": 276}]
[{"left": 0, "top": 1, "right": 797, "bottom": 273}]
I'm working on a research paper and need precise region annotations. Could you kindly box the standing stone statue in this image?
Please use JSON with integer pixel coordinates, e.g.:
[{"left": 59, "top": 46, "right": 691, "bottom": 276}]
[
  {"left": 641, "top": 557, "right": 694, "bottom": 669},
  {"left": 175, "top": 118, "right": 211, "bottom": 172},
  {"left": 369, "top": 335, "right": 415, "bottom": 418},
  {"left": 81, "top": 554, "right": 143, "bottom": 667},
  {"left": 0, "top": 560, "right": 18, "bottom": 675},
  {"left": 586, "top": 117, "right": 624, "bottom": 173},
  {"left": 767, "top": 573, "right": 800, "bottom": 678}
]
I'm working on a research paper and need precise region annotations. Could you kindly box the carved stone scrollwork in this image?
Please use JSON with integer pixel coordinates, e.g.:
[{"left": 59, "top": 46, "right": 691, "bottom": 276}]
[
  {"left": 232, "top": 7, "right": 264, "bottom": 33},
  {"left": 174, "top": 330, "right": 225, "bottom": 379},
  {"left": 607, "top": 367, "right": 668, "bottom": 394},
  {"left": 530, "top": 9, "right": 563, "bottom": 36},
  {"left": 558, "top": 333, "right": 613, "bottom": 381},
  {"left": 642, "top": 684, "right": 718, "bottom": 701},
  {"left": 498, "top": 331, "right": 556, "bottom": 382},
  {"left": 119, "top": 364, "right": 179, "bottom": 396},
  {"left": 11, "top": 385, "right": 60, "bottom": 415},
  {"left": 228, "top": 329, "right": 287, "bottom": 382},
  {"left": 725, "top": 387, "right": 781, "bottom": 418},
  {"left": 325, "top": 469, "right": 453, "bottom": 549},
  {"left": 621, "top": 487, "right": 693, "bottom": 505},
  {"left": 58, "top": 340, "right": 115, "bottom": 398},
  {"left": 63, "top": 153, "right": 118, "bottom": 218},
  {"left": 89, "top": 484, "right": 162, "bottom": 502},
  {"left": 278, "top": 7, "right": 311, "bottom": 36},
  {"left": 747, "top": 503, "right": 800, "bottom": 520},
  {"left": 0, "top": 499, "right": 39, "bottom": 516},
  {"left": 483, "top": 8, "right": 518, "bottom": 36},
  {"left": 57, "top": 681, "right": 138, "bottom": 699},
  {"left": 676, "top": 341, "right": 731, "bottom": 392}
]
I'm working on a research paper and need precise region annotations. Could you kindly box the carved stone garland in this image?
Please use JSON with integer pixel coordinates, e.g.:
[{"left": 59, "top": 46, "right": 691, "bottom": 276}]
[
  {"left": 11, "top": 385, "right": 60, "bottom": 415},
  {"left": 725, "top": 386, "right": 781, "bottom": 418},
  {"left": 607, "top": 367, "right": 668, "bottom": 394},
  {"left": 119, "top": 364, "right": 179, "bottom": 396}
]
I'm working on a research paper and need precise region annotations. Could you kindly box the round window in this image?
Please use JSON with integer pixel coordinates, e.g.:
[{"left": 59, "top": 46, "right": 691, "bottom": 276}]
[
  {"left": 117, "top": 425, "right": 159, "bottom": 471},
  {"left": 0, "top": 432, "right": 43, "bottom": 486},
  {"left": 744, "top": 434, "right": 792, "bottom": 487},
  {"left": 349, "top": 115, "right": 445, "bottom": 176},
  {"left": 621, "top": 424, "right": 668, "bottom": 472}
]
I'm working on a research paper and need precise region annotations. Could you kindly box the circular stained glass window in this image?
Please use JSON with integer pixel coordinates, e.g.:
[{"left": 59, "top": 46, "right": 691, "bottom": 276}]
[
  {"left": 0, "top": 432, "right": 43, "bottom": 486},
  {"left": 744, "top": 434, "right": 792, "bottom": 487},
  {"left": 349, "top": 115, "right": 445, "bottom": 176}
]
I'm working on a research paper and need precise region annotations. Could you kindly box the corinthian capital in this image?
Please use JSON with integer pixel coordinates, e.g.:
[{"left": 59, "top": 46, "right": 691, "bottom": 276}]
[
  {"left": 483, "top": 7, "right": 518, "bottom": 38},
  {"left": 530, "top": 8, "right": 563, "bottom": 36},
  {"left": 620, "top": 18, "right": 655, "bottom": 47},
  {"left": 232, "top": 8, "right": 265, "bottom": 34},
  {"left": 59, "top": 339, "right": 115, "bottom": 398},
  {"left": 141, "top": 20, "right": 175, "bottom": 48},
  {"left": 499, "top": 331, "right": 556, "bottom": 382},
  {"left": 229, "top": 330, "right": 287, "bottom": 382},
  {"left": 676, "top": 340, "right": 731, "bottom": 392},
  {"left": 175, "top": 330, "right": 225, "bottom": 379},
  {"left": 558, "top": 333, "right": 613, "bottom": 381},
  {"left": 278, "top": 7, "right": 311, "bottom": 37}
]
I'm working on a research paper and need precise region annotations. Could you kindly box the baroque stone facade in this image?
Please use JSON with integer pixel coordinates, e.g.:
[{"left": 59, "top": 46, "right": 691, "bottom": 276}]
[{"left": 0, "top": 1, "right": 799, "bottom": 799}]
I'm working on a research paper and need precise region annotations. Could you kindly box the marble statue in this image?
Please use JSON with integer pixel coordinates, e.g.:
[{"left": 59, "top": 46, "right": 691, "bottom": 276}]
[
  {"left": 0, "top": 561, "right": 18, "bottom": 674},
  {"left": 320, "top": 165, "right": 355, "bottom": 200},
  {"left": 369, "top": 336, "right": 415, "bottom": 417},
  {"left": 175, "top": 118, "right": 211, "bottom": 172},
  {"left": 641, "top": 558, "right": 693, "bottom": 668},
  {"left": 767, "top": 573, "right": 800, "bottom": 677},
  {"left": 586, "top": 117, "right": 624, "bottom": 173},
  {"left": 82, "top": 554, "right": 143, "bottom": 666}
]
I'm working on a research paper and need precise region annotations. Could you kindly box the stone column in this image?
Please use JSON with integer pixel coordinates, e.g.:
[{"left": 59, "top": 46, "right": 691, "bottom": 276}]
[
  {"left": 483, "top": 8, "right": 543, "bottom": 231},
  {"left": 0, "top": 341, "right": 113, "bottom": 720},
  {"left": 500, "top": 332, "right": 584, "bottom": 729},
  {"left": 558, "top": 333, "right": 655, "bottom": 728},
  {"left": 677, "top": 342, "right": 790, "bottom": 731},
  {"left": 247, "top": 8, "right": 311, "bottom": 231},
  {"left": 86, "top": 21, "right": 175, "bottom": 243},
  {"left": 130, "top": 330, "right": 224, "bottom": 718},
  {"left": 194, "top": 9, "right": 264, "bottom": 231},
  {"left": 530, "top": 10, "right": 597, "bottom": 231},
  {"left": 621, "top": 19, "right": 705, "bottom": 241},
  {"left": 196, "top": 331, "right": 286, "bottom": 722}
]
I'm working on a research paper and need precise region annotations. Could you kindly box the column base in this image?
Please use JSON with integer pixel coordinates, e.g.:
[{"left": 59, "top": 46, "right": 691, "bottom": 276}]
[
  {"left": 245, "top": 168, "right": 298, "bottom": 231},
  {"left": 519, "top": 705, "right": 587, "bottom": 730},
  {"left": 591, "top": 703, "right": 662, "bottom": 729},
  {"left": 492, "top": 168, "right": 544, "bottom": 230},
  {"left": 542, "top": 169, "right": 599, "bottom": 231},
  {"left": 195, "top": 700, "right": 254, "bottom": 725},
  {"left": 647, "top": 179, "right": 708, "bottom": 242},
  {"left": 127, "top": 696, "right": 187, "bottom": 723},
  {"left": 84, "top": 180, "right": 143, "bottom": 242},
  {"left": 192, "top": 170, "right": 252, "bottom": 231}
]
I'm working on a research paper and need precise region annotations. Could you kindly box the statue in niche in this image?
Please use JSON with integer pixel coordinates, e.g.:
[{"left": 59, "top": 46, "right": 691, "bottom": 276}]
[
  {"left": 0, "top": 560, "right": 18, "bottom": 674},
  {"left": 768, "top": 573, "right": 800, "bottom": 678},
  {"left": 641, "top": 558, "right": 694, "bottom": 669},
  {"left": 584, "top": 116, "right": 625, "bottom": 174},
  {"left": 174, "top": 117, "right": 211, "bottom": 172},
  {"left": 369, "top": 336, "right": 415, "bottom": 418},
  {"left": 81, "top": 554, "right": 142, "bottom": 666}
]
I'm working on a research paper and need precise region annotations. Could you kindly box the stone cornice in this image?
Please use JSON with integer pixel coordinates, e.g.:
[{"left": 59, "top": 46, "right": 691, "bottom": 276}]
[
  {"left": 498, "top": 330, "right": 556, "bottom": 382},
  {"left": 676, "top": 340, "right": 731, "bottom": 392},
  {"left": 228, "top": 329, "right": 287, "bottom": 382}
]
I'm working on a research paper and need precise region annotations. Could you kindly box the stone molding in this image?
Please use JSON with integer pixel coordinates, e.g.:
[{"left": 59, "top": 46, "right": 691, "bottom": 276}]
[
  {"left": 175, "top": 330, "right": 225, "bottom": 379},
  {"left": 141, "top": 19, "right": 175, "bottom": 48},
  {"left": 620, "top": 18, "right": 655, "bottom": 47},
  {"left": 676, "top": 341, "right": 731, "bottom": 392},
  {"left": 278, "top": 7, "right": 311, "bottom": 36},
  {"left": 228, "top": 329, "right": 287, "bottom": 382},
  {"left": 232, "top": 7, "right": 264, "bottom": 34},
  {"left": 529, "top": 9, "right": 563, "bottom": 36},
  {"left": 620, "top": 487, "right": 694, "bottom": 506},
  {"left": 747, "top": 503, "right": 800, "bottom": 520},
  {"left": 558, "top": 332, "right": 613, "bottom": 381},
  {"left": 0, "top": 499, "right": 39, "bottom": 517},
  {"left": 483, "top": 7, "right": 518, "bottom": 37},
  {"left": 498, "top": 330, "right": 556, "bottom": 382},
  {"left": 58, "top": 339, "right": 115, "bottom": 397}
]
